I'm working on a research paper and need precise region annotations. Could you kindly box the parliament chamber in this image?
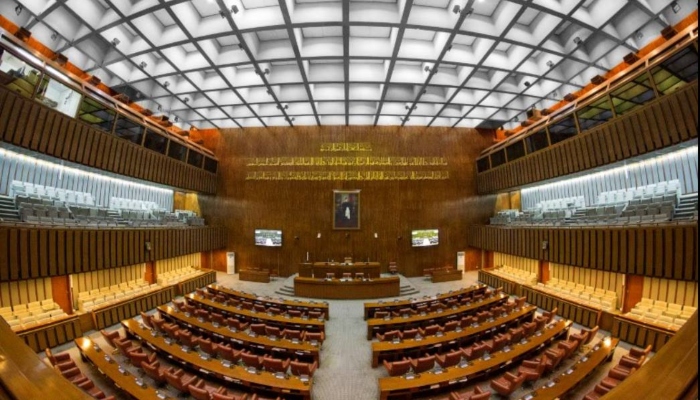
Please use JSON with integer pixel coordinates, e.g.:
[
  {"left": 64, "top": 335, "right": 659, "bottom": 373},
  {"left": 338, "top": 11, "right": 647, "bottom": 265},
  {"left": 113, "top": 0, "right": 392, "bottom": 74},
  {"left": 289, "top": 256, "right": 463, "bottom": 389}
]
[{"left": 0, "top": 1, "right": 698, "bottom": 400}]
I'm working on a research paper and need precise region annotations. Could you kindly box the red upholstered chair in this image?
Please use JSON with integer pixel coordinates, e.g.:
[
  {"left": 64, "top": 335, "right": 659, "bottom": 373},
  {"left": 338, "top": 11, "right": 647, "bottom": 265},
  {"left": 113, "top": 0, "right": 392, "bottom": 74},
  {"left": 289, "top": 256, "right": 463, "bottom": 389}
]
[
  {"left": 162, "top": 323, "right": 180, "bottom": 340},
  {"left": 583, "top": 384, "right": 611, "bottom": 400},
  {"left": 142, "top": 360, "right": 172, "bottom": 385},
  {"left": 326, "top": 272, "right": 336, "bottom": 280},
  {"left": 601, "top": 366, "right": 635, "bottom": 389},
  {"left": 515, "top": 296, "right": 526, "bottom": 309},
  {"left": 543, "top": 348, "right": 565, "bottom": 373},
  {"left": 409, "top": 355, "right": 436, "bottom": 373},
  {"left": 189, "top": 380, "right": 226, "bottom": 400},
  {"left": 216, "top": 343, "right": 241, "bottom": 363},
  {"left": 558, "top": 339, "right": 579, "bottom": 359},
  {"left": 503, "top": 302, "right": 515, "bottom": 314},
  {"left": 240, "top": 352, "right": 264, "bottom": 369},
  {"left": 197, "top": 337, "right": 216, "bottom": 356},
  {"left": 226, "top": 317, "right": 249, "bottom": 331},
  {"left": 126, "top": 348, "right": 156, "bottom": 369},
  {"left": 178, "top": 329, "right": 197, "bottom": 347},
  {"left": 290, "top": 360, "right": 318, "bottom": 377},
  {"left": 388, "top": 262, "right": 398, "bottom": 275},
  {"left": 77, "top": 379, "right": 106, "bottom": 399},
  {"left": 430, "top": 302, "right": 447, "bottom": 312},
  {"left": 449, "top": 386, "right": 491, "bottom": 400},
  {"left": 490, "top": 372, "right": 526, "bottom": 396},
  {"left": 263, "top": 356, "right": 291, "bottom": 373},
  {"left": 308, "top": 310, "right": 325, "bottom": 319},
  {"left": 342, "top": 273, "right": 353, "bottom": 279},
  {"left": 374, "top": 310, "right": 389, "bottom": 318},
  {"left": 463, "top": 342, "right": 488, "bottom": 361},
  {"left": 210, "top": 312, "right": 225, "bottom": 326},
  {"left": 164, "top": 369, "right": 199, "bottom": 395},
  {"left": 518, "top": 356, "right": 547, "bottom": 382},
  {"left": 522, "top": 321, "right": 537, "bottom": 337},
  {"left": 485, "top": 333, "right": 509, "bottom": 353},
  {"left": 400, "top": 329, "right": 419, "bottom": 340},
  {"left": 265, "top": 325, "right": 282, "bottom": 337},
  {"left": 59, "top": 366, "right": 90, "bottom": 384},
  {"left": 303, "top": 331, "right": 325, "bottom": 342},
  {"left": 152, "top": 317, "right": 167, "bottom": 333},
  {"left": 475, "top": 310, "right": 491, "bottom": 323},
  {"left": 582, "top": 326, "right": 599, "bottom": 345},
  {"left": 615, "top": 356, "right": 643, "bottom": 374},
  {"left": 491, "top": 306, "right": 505, "bottom": 316},
  {"left": 460, "top": 315, "right": 476, "bottom": 328},
  {"left": 213, "top": 392, "right": 254, "bottom": 400},
  {"left": 392, "top": 308, "right": 416, "bottom": 317},
  {"left": 376, "top": 330, "right": 401, "bottom": 342},
  {"left": 508, "top": 327, "right": 524, "bottom": 343},
  {"left": 194, "top": 309, "right": 210, "bottom": 321},
  {"left": 436, "top": 350, "right": 462, "bottom": 368},
  {"left": 254, "top": 304, "right": 267, "bottom": 313},
  {"left": 240, "top": 301, "right": 254, "bottom": 310},
  {"left": 45, "top": 348, "right": 74, "bottom": 369},
  {"left": 195, "top": 288, "right": 206, "bottom": 298},
  {"left": 268, "top": 307, "right": 282, "bottom": 315},
  {"left": 443, "top": 320, "right": 459, "bottom": 332},
  {"left": 534, "top": 316, "right": 547, "bottom": 332},
  {"left": 282, "top": 329, "right": 304, "bottom": 340},
  {"left": 183, "top": 304, "right": 196, "bottom": 314},
  {"left": 140, "top": 312, "right": 154, "bottom": 329},
  {"left": 628, "top": 344, "right": 652, "bottom": 362},
  {"left": 415, "top": 304, "right": 429, "bottom": 314},
  {"left": 250, "top": 323, "right": 267, "bottom": 335},
  {"left": 172, "top": 300, "right": 185, "bottom": 311},
  {"left": 383, "top": 359, "right": 412, "bottom": 376},
  {"left": 287, "top": 309, "right": 303, "bottom": 318},
  {"left": 213, "top": 295, "right": 227, "bottom": 304},
  {"left": 543, "top": 307, "right": 558, "bottom": 323},
  {"left": 114, "top": 337, "right": 139, "bottom": 355},
  {"left": 355, "top": 273, "right": 365, "bottom": 280},
  {"left": 100, "top": 329, "right": 121, "bottom": 350},
  {"left": 418, "top": 324, "right": 441, "bottom": 337}
]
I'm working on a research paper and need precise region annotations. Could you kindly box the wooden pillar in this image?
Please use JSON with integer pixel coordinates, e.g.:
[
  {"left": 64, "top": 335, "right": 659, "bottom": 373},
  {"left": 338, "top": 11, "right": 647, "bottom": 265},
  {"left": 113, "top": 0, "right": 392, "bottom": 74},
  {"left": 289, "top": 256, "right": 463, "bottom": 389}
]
[
  {"left": 210, "top": 250, "right": 228, "bottom": 273},
  {"left": 484, "top": 251, "right": 495, "bottom": 270},
  {"left": 623, "top": 274, "right": 644, "bottom": 313},
  {"left": 51, "top": 275, "right": 72, "bottom": 315},
  {"left": 539, "top": 260, "right": 550, "bottom": 284},
  {"left": 144, "top": 261, "right": 156, "bottom": 285},
  {"left": 201, "top": 251, "right": 211, "bottom": 271},
  {"left": 464, "top": 247, "right": 482, "bottom": 271}
]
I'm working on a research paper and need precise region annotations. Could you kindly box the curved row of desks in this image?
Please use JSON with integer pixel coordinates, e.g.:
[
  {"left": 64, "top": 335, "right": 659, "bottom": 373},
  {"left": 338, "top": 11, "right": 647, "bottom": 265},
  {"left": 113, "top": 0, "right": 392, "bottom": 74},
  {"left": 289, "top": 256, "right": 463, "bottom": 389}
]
[
  {"left": 186, "top": 294, "right": 325, "bottom": 333},
  {"left": 364, "top": 284, "right": 487, "bottom": 320},
  {"left": 378, "top": 319, "right": 572, "bottom": 400},
  {"left": 207, "top": 284, "right": 330, "bottom": 319},
  {"left": 122, "top": 319, "right": 312, "bottom": 400},
  {"left": 367, "top": 293, "right": 508, "bottom": 340},
  {"left": 75, "top": 337, "right": 168, "bottom": 400},
  {"left": 157, "top": 305, "right": 320, "bottom": 365},
  {"left": 371, "top": 305, "right": 537, "bottom": 367}
]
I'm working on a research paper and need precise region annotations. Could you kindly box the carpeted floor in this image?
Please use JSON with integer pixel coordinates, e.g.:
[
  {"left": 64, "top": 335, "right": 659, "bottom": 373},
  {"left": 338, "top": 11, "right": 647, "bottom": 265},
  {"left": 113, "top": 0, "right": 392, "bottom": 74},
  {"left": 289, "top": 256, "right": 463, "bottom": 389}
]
[{"left": 39, "top": 270, "right": 651, "bottom": 400}]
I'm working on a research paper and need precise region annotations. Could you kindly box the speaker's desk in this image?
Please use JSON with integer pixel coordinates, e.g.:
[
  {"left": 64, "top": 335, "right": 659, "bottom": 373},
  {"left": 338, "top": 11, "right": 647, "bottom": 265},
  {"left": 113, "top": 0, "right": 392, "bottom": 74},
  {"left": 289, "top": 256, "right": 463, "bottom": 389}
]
[
  {"left": 299, "top": 262, "right": 381, "bottom": 279},
  {"left": 294, "top": 277, "right": 400, "bottom": 300}
]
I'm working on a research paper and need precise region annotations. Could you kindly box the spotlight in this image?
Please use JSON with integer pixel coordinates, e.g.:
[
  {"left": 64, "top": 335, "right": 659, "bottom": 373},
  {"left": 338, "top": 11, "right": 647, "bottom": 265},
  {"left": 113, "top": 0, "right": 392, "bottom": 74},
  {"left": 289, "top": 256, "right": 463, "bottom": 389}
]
[
  {"left": 183, "top": 97, "right": 190, "bottom": 103},
  {"left": 524, "top": 81, "right": 531, "bottom": 87},
  {"left": 174, "top": 116, "right": 179, "bottom": 122},
  {"left": 111, "top": 37, "right": 120, "bottom": 47},
  {"left": 163, "top": 81, "right": 170, "bottom": 88},
  {"left": 232, "top": 5, "right": 239, "bottom": 14},
  {"left": 573, "top": 36, "right": 582, "bottom": 45},
  {"left": 452, "top": 5, "right": 461, "bottom": 14},
  {"left": 157, "top": 105, "right": 163, "bottom": 111},
  {"left": 139, "top": 61, "right": 147, "bottom": 69},
  {"left": 14, "top": 5, "right": 22, "bottom": 15},
  {"left": 50, "top": 31, "right": 58, "bottom": 41},
  {"left": 219, "top": 10, "right": 226, "bottom": 18},
  {"left": 546, "top": 60, "right": 554, "bottom": 68},
  {"left": 635, "top": 31, "right": 643, "bottom": 40},
  {"left": 671, "top": 1, "right": 680, "bottom": 13}
]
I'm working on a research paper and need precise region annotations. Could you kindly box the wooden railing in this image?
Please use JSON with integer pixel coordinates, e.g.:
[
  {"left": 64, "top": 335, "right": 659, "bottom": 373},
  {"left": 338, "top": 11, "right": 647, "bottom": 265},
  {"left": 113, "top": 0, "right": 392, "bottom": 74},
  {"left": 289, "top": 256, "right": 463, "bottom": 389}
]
[
  {"left": 467, "top": 224, "right": 698, "bottom": 281},
  {"left": 0, "top": 226, "right": 227, "bottom": 282}
]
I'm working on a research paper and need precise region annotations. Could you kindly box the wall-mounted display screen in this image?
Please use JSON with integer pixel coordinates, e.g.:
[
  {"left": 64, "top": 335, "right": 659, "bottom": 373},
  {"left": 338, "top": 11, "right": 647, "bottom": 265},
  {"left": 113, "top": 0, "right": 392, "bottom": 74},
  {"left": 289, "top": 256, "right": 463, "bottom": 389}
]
[
  {"left": 255, "top": 230, "right": 282, "bottom": 247},
  {"left": 412, "top": 229, "right": 439, "bottom": 247}
]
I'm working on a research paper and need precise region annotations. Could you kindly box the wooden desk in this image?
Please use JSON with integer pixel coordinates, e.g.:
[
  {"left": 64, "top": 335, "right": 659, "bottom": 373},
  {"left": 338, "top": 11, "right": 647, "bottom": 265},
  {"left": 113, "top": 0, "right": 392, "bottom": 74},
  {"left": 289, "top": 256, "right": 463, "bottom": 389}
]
[
  {"left": 207, "top": 284, "right": 330, "bottom": 319},
  {"left": 157, "top": 305, "right": 320, "bottom": 365},
  {"left": 186, "top": 294, "right": 325, "bottom": 333},
  {"left": 294, "top": 277, "right": 400, "bottom": 300},
  {"left": 378, "top": 319, "right": 572, "bottom": 400},
  {"left": 372, "top": 305, "right": 537, "bottom": 367},
  {"left": 239, "top": 269, "right": 270, "bottom": 283},
  {"left": 122, "top": 319, "right": 312, "bottom": 400},
  {"left": 75, "top": 337, "right": 169, "bottom": 400},
  {"left": 431, "top": 269, "right": 463, "bottom": 283},
  {"left": 366, "top": 293, "right": 509, "bottom": 340},
  {"left": 299, "top": 262, "right": 381, "bottom": 279},
  {"left": 364, "top": 285, "right": 487, "bottom": 320},
  {"left": 0, "top": 318, "right": 90, "bottom": 400},
  {"left": 518, "top": 337, "right": 619, "bottom": 400}
]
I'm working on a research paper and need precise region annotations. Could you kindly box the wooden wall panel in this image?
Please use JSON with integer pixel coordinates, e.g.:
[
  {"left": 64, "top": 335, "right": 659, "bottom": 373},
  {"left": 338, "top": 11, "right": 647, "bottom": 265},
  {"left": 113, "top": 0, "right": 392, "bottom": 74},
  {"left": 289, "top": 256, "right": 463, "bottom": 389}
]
[
  {"left": 642, "top": 277, "right": 698, "bottom": 307},
  {"left": 550, "top": 263, "right": 624, "bottom": 309},
  {"left": 200, "top": 126, "right": 495, "bottom": 277},
  {"left": 494, "top": 252, "right": 539, "bottom": 274},
  {"left": 155, "top": 253, "right": 202, "bottom": 275},
  {"left": 477, "top": 81, "right": 698, "bottom": 194},
  {"left": 467, "top": 225, "right": 698, "bottom": 281},
  {"left": 0, "top": 277, "right": 53, "bottom": 308},
  {"left": 0, "top": 86, "right": 217, "bottom": 195},
  {"left": 0, "top": 227, "right": 227, "bottom": 282}
]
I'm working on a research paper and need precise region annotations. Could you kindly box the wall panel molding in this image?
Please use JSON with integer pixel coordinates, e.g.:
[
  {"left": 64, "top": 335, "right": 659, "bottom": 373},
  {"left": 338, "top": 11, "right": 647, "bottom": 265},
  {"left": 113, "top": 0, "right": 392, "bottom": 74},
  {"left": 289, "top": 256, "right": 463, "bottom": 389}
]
[
  {"left": 477, "top": 81, "right": 698, "bottom": 194},
  {"left": 0, "top": 87, "right": 218, "bottom": 194},
  {"left": 0, "top": 227, "right": 227, "bottom": 282},
  {"left": 467, "top": 225, "right": 698, "bottom": 281}
]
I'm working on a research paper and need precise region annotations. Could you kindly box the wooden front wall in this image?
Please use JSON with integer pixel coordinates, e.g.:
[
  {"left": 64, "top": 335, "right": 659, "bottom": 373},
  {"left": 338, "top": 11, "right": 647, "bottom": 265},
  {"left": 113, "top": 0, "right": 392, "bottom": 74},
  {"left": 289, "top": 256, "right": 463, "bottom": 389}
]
[
  {"left": 199, "top": 126, "right": 495, "bottom": 277},
  {"left": 0, "top": 87, "right": 217, "bottom": 194},
  {"left": 477, "top": 81, "right": 698, "bottom": 194},
  {"left": 467, "top": 225, "right": 698, "bottom": 281},
  {"left": 0, "top": 226, "right": 227, "bottom": 282}
]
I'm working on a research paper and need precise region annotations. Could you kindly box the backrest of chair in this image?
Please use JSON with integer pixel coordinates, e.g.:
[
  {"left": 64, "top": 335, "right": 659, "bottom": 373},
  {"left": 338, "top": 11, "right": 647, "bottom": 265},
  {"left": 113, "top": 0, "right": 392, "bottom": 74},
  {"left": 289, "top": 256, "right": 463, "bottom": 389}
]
[
  {"left": 241, "top": 352, "right": 260, "bottom": 367},
  {"left": 584, "top": 326, "right": 599, "bottom": 344},
  {"left": 263, "top": 357, "right": 285, "bottom": 371}
]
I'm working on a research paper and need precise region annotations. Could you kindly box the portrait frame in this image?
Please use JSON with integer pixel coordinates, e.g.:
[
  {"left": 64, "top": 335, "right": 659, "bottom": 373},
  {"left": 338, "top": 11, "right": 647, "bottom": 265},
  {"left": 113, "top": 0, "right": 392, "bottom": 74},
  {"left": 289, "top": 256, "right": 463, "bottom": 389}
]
[{"left": 333, "top": 190, "right": 361, "bottom": 230}]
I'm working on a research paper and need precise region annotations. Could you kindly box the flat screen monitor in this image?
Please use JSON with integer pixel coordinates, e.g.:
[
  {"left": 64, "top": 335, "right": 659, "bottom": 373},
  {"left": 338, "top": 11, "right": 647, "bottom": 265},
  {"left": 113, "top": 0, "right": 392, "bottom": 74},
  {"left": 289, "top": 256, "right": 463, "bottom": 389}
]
[
  {"left": 412, "top": 229, "right": 439, "bottom": 247},
  {"left": 255, "top": 230, "right": 282, "bottom": 247}
]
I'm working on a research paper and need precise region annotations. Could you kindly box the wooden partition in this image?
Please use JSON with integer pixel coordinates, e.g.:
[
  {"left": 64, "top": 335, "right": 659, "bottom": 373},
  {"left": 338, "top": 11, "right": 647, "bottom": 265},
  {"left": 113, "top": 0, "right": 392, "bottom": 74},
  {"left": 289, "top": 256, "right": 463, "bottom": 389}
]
[
  {"left": 467, "top": 225, "right": 698, "bottom": 281},
  {"left": 92, "top": 286, "right": 174, "bottom": 330},
  {"left": 494, "top": 252, "right": 538, "bottom": 274},
  {"left": 478, "top": 270, "right": 523, "bottom": 298},
  {"left": 156, "top": 253, "right": 202, "bottom": 274},
  {"left": 177, "top": 271, "right": 217, "bottom": 296},
  {"left": 477, "top": 81, "right": 698, "bottom": 194},
  {"left": 0, "top": 277, "right": 53, "bottom": 308},
  {"left": 521, "top": 286, "right": 601, "bottom": 328},
  {"left": 641, "top": 276, "right": 698, "bottom": 307},
  {"left": 611, "top": 316, "right": 675, "bottom": 352},
  {"left": 551, "top": 263, "right": 624, "bottom": 308},
  {"left": 0, "top": 226, "right": 227, "bottom": 282},
  {"left": 0, "top": 86, "right": 217, "bottom": 194},
  {"left": 16, "top": 316, "right": 82, "bottom": 352},
  {"left": 70, "top": 264, "right": 145, "bottom": 303}
]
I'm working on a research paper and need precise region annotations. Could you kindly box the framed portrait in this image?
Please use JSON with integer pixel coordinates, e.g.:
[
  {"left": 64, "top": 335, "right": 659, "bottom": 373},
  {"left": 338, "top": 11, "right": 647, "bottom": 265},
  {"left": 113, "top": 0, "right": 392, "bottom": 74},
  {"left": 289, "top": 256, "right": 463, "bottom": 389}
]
[{"left": 333, "top": 190, "right": 361, "bottom": 230}]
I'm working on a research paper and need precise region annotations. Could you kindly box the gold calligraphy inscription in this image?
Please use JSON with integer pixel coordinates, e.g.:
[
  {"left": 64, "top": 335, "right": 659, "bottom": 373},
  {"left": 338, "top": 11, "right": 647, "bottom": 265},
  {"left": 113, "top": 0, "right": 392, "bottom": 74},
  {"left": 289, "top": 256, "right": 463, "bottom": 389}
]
[
  {"left": 245, "top": 157, "right": 448, "bottom": 167},
  {"left": 245, "top": 171, "right": 450, "bottom": 181},
  {"left": 320, "top": 143, "right": 373, "bottom": 152}
]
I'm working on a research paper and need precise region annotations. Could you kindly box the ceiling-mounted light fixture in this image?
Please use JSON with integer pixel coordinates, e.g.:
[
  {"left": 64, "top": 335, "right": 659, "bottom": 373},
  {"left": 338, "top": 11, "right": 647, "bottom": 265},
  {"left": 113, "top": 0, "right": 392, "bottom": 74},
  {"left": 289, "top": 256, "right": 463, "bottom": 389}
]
[
  {"left": 219, "top": 10, "right": 226, "bottom": 18},
  {"left": 635, "top": 31, "right": 643, "bottom": 40},
  {"left": 546, "top": 60, "right": 554, "bottom": 68},
  {"left": 14, "top": 5, "right": 22, "bottom": 15},
  {"left": 139, "top": 61, "right": 147, "bottom": 69},
  {"left": 111, "top": 38, "right": 120, "bottom": 47},
  {"left": 524, "top": 81, "right": 531, "bottom": 87},
  {"left": 231, "top": 5, "right": 239, "bottom": 14},
  {"left": 183, "top": 97, "right": 190, "bottom": 103},
  {"left": 452, "top": 5, "right": 461, "bottom": 14},
  {"left": 50, "top": 31, "right": 58, "bottom": 41},
  {"left": 163, "top": 81, "right": 170, "bottom": 88},
  {"left": 157, "top": 105, "right": 163, "bottom": 111},
  {"left": 573, "top": 36, "right": 582, "bottom": 45},
  {"left": 174, "top": 116, "right": 179, "bottom": 122},
  {"left": 671, "top": 1, "right": 680, "bottom": 13}
]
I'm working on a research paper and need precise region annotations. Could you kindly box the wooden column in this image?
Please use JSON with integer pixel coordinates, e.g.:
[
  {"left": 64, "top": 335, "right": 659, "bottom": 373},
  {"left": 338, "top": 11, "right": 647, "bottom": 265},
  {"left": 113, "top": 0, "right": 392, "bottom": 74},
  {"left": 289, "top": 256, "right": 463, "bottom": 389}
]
[
  {"left": 144, "top": 261, "right": 156, "bottom": 285},
  {"left": 484, "top": 251, "right": 495, "bottom": 270},
  {"left": 464, "top": 247, "right": 482, "bottom": 271},
  {"left": 539, "top": 260, "right": 550, "bottom": 283},
  {"left": 51, "top": 275, "right": 72, "bottom": 315},
  {"left": 624, "top": 274, "right": 644, "bottom": 313},
  {"left": 211, "top": 250, "right": 228, "bottom": 273},
  {"left": 201, "top": 251, "right": 211, "bottom": 271}
]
